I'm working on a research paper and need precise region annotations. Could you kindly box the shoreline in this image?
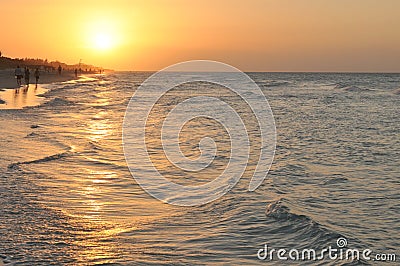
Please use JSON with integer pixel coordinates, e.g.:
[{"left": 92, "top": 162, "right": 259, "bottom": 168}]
[
  {"left": 0, "top": 69, "right": 94, "bottom": 108},
  {"left": 0, "top": 68, "right": 78, "bottom": 90}
]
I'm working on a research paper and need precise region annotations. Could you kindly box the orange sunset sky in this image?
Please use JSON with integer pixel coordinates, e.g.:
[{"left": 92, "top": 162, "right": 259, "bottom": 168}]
[{"left": 1, "top": 0, "right": 400, "bottom": 72}]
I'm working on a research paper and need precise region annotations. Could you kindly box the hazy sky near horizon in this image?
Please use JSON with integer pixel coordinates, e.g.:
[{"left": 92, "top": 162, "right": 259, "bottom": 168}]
[{"left": 1, "top": 0, "right": 400, "bottom": 71}]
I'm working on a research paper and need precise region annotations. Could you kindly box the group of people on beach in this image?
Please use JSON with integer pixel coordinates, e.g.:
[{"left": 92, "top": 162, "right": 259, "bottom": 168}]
[{"left": 14, "top": 66, "right": 40, "bottom": 87}]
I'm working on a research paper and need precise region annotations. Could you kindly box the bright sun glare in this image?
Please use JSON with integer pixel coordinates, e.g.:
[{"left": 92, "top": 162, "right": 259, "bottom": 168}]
[
  {"left": 85, "top": 18, "right": 122, "bottom": 53},
  {"left": 93, "top": 32, "right": 113, "bottom": 50}
]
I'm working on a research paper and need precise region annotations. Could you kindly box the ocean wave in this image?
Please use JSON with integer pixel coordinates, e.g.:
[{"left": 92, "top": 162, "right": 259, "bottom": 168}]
[
  {"left": 265, "top": 198, "right": 308, "bottom": 221},
  {"left": 264, "top": 81, "right": 291, "bottom": 87},
  {"left": 25, "top": 132, "right": 40, "bottom": 138},
  {"left": 262, "top": 198, "right": 363, "bottom": 262},
  {"left": 320, "top": 175, "right": 349, "bottom": 185},
  {"left": 342, "top": 86, "right": 370, "bottom": 92},
  {"left": 87, "top": 141, "right": 104, "bottom": 151},
  {"left": 43, "top": 97, "right": 73, "bottom": 106},
  {"left": 265, "top": 198, "right": 343, "bottom": 241},
  {"left": 334, "top": 83, "right": 348, "bottom": 89},
  {"left": 334, "top": 83, "right": 371, "bottom": 92},
  {"left": 7, "top": 151, "right": 71, "bottom": 169},
  {"left": 44, "top": 84, "right": 79, "bottom": 91}
]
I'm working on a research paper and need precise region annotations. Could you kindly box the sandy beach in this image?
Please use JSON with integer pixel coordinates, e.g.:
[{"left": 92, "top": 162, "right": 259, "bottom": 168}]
[{"left": 0, "top": 69, "right": 77, "bottom": 89}]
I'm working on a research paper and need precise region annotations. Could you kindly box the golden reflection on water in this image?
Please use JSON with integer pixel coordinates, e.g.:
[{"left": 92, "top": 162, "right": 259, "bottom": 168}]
[
  {"left": 0, "top": 85, "right": 48, "bottom": 109},
  {"left": 63, "top": 210, "right": 134, "bottom": 264},
  {"left": 21, "top": 89, "right": 178, "bottom": 263},
  {"left": 90, "top": 170, "right": 117, "bottom": 184},
  {"left": 79, "top": 183, "right": 103, "bottom": 220},
  {"left": 62, "top": 168, "right": 132, "bottom": 263},
  {"left": 81, "top": 111, "right": 115, "bottom": 217},
  {"left": 87, "top": 120, "right": 113, "bottom": 142}
]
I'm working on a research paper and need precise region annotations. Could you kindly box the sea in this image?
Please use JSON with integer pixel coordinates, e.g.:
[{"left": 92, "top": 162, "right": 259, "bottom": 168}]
[{"left": 0, "top": 72, "right": 399, "bottom": 265}]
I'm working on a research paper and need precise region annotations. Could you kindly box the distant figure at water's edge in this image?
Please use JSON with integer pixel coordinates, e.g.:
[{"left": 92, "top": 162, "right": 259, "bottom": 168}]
[
  {"left": 35, "top": 68, "right": 40, "bottom": 87},
  {"left": 24, "top": 67, "right": 30, "bottom": 86},
  {"left": 14, "top": 66, "right": 23, "bottom": 86}
]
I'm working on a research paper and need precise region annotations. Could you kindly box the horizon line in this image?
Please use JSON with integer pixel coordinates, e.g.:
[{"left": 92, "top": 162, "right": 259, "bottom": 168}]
[{"left": 113, "top": 69, "right": 400, "bottom": 74}]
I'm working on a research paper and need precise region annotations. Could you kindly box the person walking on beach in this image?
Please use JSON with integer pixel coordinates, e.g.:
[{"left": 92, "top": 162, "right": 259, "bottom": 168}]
[
  {"left": 74, "top": 68, "right": 78, "bottom": 78},
  {"left": 58, "top": 65, "right": 62, "bottom": 75},
  {"left": 34, "top": 68, "right": 40, "bottom": 87},
  {"left": 14, "top": 66, "right": 23, "bottom": 86},
  {"left": 24, "top": 67, "right": 30, "bottom": 86}
]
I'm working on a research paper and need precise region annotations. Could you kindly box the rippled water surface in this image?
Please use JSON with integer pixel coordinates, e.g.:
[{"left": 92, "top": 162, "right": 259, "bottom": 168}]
[{"left": 0, "top": 72, "right": 399, "bottom": 265}]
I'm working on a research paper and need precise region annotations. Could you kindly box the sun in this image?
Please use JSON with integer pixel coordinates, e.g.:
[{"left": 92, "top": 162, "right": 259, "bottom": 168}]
[
  {"left": 93, "top": 32, "right": 114, "bottom": 51},
  {"left": 94, "top": 33, "right": 113, "bottom": 50},
  {"left": 84, "top": 18, "right": 122, "bottom": 53}
]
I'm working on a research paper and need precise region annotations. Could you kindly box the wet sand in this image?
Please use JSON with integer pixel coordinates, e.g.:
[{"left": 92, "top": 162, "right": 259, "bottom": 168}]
[{"left": 0, "top": 85, "right": 49, "bottom": 109}]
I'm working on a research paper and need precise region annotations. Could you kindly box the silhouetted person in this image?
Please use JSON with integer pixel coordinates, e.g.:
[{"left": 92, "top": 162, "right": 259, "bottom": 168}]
[
  {"left": 14, "top": 66, "right": 23, "bottom": 86},
  {"left": 24, "top": 67, "right": 30, "bottom": 85},
  {"left": 74, "top": 68, "right": 78, "bottom": 78},
  {"left": 34, "top": 68, "right": 40, "bottom": 87},
  {"left": 58, "top": 65, "right": 62, "bottom": 75}
]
